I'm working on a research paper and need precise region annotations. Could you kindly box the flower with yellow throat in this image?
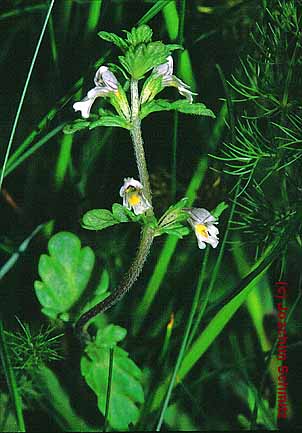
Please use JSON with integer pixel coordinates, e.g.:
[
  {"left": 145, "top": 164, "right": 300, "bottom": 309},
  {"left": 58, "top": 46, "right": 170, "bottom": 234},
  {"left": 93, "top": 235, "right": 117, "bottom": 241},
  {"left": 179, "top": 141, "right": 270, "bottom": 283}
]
[
  {"left": 186, "top": 208, "right": 219, "bottom": 249},
  {"left": 119, "top": 178, "right": 151, "bottom": 215}
]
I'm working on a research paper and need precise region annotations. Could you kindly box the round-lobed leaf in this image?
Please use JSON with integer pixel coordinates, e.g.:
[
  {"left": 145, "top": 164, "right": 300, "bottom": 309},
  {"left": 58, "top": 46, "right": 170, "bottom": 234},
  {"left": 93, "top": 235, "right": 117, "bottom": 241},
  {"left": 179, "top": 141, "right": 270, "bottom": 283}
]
[
  {"left": 81, "top": 324, "right": 144, "bottom": 430},
  {"left": 34, "top": 232, "right": 95, "bottom": 320}
]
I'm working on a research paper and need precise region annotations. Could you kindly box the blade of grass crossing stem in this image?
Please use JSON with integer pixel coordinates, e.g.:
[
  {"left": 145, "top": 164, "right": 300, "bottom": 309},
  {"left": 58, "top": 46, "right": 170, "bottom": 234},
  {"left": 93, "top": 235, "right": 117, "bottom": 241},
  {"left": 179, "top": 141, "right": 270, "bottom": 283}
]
[
  {"left": 0, "top": 4, "right": 46, "bottom": 21},
  {"left": 163, "top": 0, "right": 196, "bottom": 199},
  {"left": 151, "top": 232, "right": 290, "bottom": 412},
  {"left": 177, "top": 233, "right": 290, "bottom": 382},
  {"left": 0, "top": 319, "right": 26, "bottom": 432},
  {"left": 138, "top": 0, "right": 173, "bottom": 25},
  {"left": 54, "top": 134, "right": 73, "bottom": 190},
  {"left": 48, "top": 15, "right": 59, "bottom": 79},
  {"left": 162, "top": 1, "right": 179, "bottom": 40},
  {"left": 0, "top": 0, "right": 55, "bottom": 192},
  {"left": 4, "top": 49, "right": 110, "bottom": 177},
  {"left": 57, "top": 1, "right": 73, "bottom": 46},
  {"left": 233, "top": 239, "right": 274, "bottom": 352},
  {"left": 171, "top": 111, "right": 178, "bottom": 201},
  {"left": 86, "top": 0, "right": 102, "bottom": 39},
  {"left": 155, "top": 180, "right": 239, "bottom": 427},
  {"left": 4, "top": 125, "right": 65, "bottom": 178},
  {"left": 187, "top": 180, "right": 241, "bottom": 347},
  {"left": 103, "top": 348, "right": 114, "bottom": 432},
  {"left": 163, "top": 1, "right": 179, "bottom": 200},
  {"left": 156, "top": 247, "right": 209, "bottom": 430},
  {"left": 133, "top": 157, "right": 208, "bottom": 335},
  {"left": 0, "top": 224, "right": 43, "bottom": 280}
]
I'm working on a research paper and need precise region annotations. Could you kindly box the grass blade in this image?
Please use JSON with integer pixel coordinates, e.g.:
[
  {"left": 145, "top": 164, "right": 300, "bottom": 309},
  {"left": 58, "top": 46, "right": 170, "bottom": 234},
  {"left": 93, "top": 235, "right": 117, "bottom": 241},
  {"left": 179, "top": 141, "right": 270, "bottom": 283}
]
[
  {"left": 0, "top": 319, "right": 25, "bottom": 432},
  {"left": 0, "top": 0, "right": 55, "bottom": 191}
]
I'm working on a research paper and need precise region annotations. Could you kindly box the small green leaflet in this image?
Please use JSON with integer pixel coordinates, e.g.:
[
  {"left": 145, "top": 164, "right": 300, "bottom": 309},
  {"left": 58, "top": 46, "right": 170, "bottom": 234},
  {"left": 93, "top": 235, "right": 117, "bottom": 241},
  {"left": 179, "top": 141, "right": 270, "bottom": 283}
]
[
  {"left": 82, "top": 203, "right": 139, "bottom": 232},
  {"left": 98, "top": 31, "right": 128, "bottom": 52},
  {"left": 34, "top": 232, "right": 95, "bottom": 321},
  {"left": 98, "top": 24, "right": 154, "bottom": 51},
  {"left": 211, "top": 201, "right": 228, "bottom": 218},
  {"left": 140, "top": 99, "right": 216, "bottom": 119},
  {"left": 125, "top": 24, "right": 153, "bottom": 46},
  {"left": 159, "top": 225, "right": 190, "bottom": 239},
  {"left": 63, "top": 119, "right": 90, "bottom": 134},
  {"left": 89, "top": 115, "right": 131, "bottom": 130},
  {"left": 81, "top": 323, "right": 144, "bottom": 430},
  {"left": 157, "top": 198, "right": 190, "bottom": 238},
  {"left": 64, "top": 114, "right": 130, "bottom": 134},
  {"left": 119, "top": 42, "right": 171, "bottom": 80}
]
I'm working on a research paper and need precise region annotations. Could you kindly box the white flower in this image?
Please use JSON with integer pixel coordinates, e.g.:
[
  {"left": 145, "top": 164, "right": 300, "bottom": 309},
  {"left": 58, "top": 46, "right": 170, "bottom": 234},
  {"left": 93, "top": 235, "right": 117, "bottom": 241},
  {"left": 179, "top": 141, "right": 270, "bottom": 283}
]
[
  {"left": 187, "top": 208, "right": 219, "bottom": 249},
  {"left": 119, "top": 177, "right": 152, "bottom": 215},
  {"left": 153, "top": 55, "right": 197, "bottom": 103},
  {"left": 73, "top": 66, "right": 119, "bottom": 118}
]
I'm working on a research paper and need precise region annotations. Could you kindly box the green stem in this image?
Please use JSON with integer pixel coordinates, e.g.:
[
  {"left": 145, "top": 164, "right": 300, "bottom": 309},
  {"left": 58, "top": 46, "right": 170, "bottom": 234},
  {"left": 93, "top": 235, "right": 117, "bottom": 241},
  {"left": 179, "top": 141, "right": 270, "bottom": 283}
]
[
  {"left": 75, "top": 226, "right": 154, "bottom": 335},
  {"left": 76, "top": 78, "right": 156, "bottom": 336},
  {"left": 130, "top": 79, "right": 153, "bottom": 211}
]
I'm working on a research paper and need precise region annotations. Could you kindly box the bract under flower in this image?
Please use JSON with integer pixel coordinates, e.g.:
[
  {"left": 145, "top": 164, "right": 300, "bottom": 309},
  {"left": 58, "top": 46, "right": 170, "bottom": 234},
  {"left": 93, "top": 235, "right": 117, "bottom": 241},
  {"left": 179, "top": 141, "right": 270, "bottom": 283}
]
[
  {"left": 119, "top": 177, "right": 152, "bottom": 215},
  {"left": 186, "top": 208, "right": 219, "bottom": 249}
]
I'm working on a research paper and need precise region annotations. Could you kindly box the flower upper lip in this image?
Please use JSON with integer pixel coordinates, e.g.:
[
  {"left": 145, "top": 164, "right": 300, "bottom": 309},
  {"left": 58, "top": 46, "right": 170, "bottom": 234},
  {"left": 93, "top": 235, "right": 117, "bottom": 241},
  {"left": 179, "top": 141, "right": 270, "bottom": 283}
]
[
  {"left": 73, "top": 65, "right": 120, "bottom": 118},
  {"left": 152, "top": 55, "right": 197, "bottom": 103}
]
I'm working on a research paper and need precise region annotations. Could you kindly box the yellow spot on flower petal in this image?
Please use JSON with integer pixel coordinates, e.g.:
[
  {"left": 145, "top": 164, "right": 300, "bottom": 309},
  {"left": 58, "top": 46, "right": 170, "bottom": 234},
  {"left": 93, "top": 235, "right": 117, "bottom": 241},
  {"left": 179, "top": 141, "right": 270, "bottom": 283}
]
[
  {"left": 128, "top": 193, "right": 140, "bottom": 206},
  {"left": 195, "top": 224, "right": 208, "bottom": 238}
]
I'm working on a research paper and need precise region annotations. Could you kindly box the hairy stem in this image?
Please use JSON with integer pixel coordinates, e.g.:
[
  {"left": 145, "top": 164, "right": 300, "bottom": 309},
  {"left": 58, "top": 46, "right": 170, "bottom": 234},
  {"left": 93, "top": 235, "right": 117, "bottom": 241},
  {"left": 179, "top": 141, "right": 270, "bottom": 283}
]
[
  {"left": 76, "top": 80, "right": 155, "bottom": 335},
  {"left": 130, "top": 79, "right": 153, "bottom": 211},
  {"left": 75, "top": 226, "right": 154, "bottom": 335}
]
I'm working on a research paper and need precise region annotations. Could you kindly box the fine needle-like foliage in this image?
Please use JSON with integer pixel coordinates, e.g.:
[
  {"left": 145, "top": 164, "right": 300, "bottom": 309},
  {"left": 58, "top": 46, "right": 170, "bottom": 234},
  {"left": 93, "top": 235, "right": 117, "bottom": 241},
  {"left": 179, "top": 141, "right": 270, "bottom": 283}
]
[{"left": 0, "top": 1, "right": 301, "bottom": 431}]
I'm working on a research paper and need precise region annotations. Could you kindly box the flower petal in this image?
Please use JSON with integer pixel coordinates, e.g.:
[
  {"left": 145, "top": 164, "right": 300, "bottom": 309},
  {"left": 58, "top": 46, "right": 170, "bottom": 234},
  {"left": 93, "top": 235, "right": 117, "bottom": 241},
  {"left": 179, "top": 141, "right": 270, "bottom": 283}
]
[
  {"left": 94, "top": 65, "right": 118, "bottom": 90},
  {"left": 187, "top": 208, "right": 212, "bottom": 224},
  {"left": 132, "top": 196, "right": 151, "bottom": 215},
  {"left": 153, "top": 55, "right": 173, "bottom": 77},
  {"left": 196, "top": 234, "right": 207, "bottom": 249},
  {"left": 87, "top": 87, "right": 110, "bottom": 99},
  {"left": 73, "top": 97, "right": 95, "bottom": 119}
]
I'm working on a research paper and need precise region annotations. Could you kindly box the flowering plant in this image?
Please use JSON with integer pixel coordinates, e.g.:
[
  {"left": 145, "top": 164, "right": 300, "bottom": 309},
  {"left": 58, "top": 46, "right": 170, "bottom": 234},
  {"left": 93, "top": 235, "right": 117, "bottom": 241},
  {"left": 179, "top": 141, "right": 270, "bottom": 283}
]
[{"left": 61, "top": 24, "right": 227, "bottom": 333}]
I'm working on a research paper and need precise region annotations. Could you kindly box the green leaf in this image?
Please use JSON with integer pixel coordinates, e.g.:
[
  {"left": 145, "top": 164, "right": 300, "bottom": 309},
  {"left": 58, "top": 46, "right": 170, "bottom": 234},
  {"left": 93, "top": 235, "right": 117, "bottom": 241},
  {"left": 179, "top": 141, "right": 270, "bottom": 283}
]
[
  {"left": 111, "top": 203, "right": 131, "bottom": 222},
  {"left": 98, "top": 31, "right": 128, "bottom": 52},
  {"left": 140, "top": 74, "right": 164, "bottom": 104},
  {"left": 82, "top": 205, "right": 139, "bottom": 232},
  {"left": 36, "top": 365, "right": 98, "bottom": 432},
  {"left": 158, "top": 198, "right": 189, "bottom": 232},
  {"left": 63, "top": 119, "right": 90, "bottom": 134},
  {"left": 34, "top": 232, "right": 95, "bottom": 320},
  {"left": 82, "top": 209, "right": 118, "bottom": 231},
  {"left": 140, "top": 99, "right": 216, "bottom": 119},
  {"left": 126, "top": 25, "right": 153, "bottom": 46},
  {"left": 160, "top": 225, "right": 190, "bottom": 239},
  {"left": 81, "top": 324, "right": 144, "bottom": 430},
  {"left": 211, "top": 201, "right": 229, "bottom": 218},
  {"left": 166, "top": 44, "right": 184, "bottom": 51},
  {"left": 167, "top": 197, "right": 189, "bottom": 212},
  {"left": 89, "top": 115, "right": 131, "bottom": 130},
  {"left": 119, "top": 41, "right": 170, "bottom": 80}
]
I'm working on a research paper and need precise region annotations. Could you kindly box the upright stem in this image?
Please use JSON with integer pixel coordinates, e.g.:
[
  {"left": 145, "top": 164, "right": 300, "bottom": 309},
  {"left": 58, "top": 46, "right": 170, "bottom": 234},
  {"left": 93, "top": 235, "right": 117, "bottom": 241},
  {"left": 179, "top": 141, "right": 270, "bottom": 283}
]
[
  {"left": 130, "top": 79, "right": 153, "bottom": 212},
  {"left": 75, "top": 79, "right": 155, "bottom": 336}
]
